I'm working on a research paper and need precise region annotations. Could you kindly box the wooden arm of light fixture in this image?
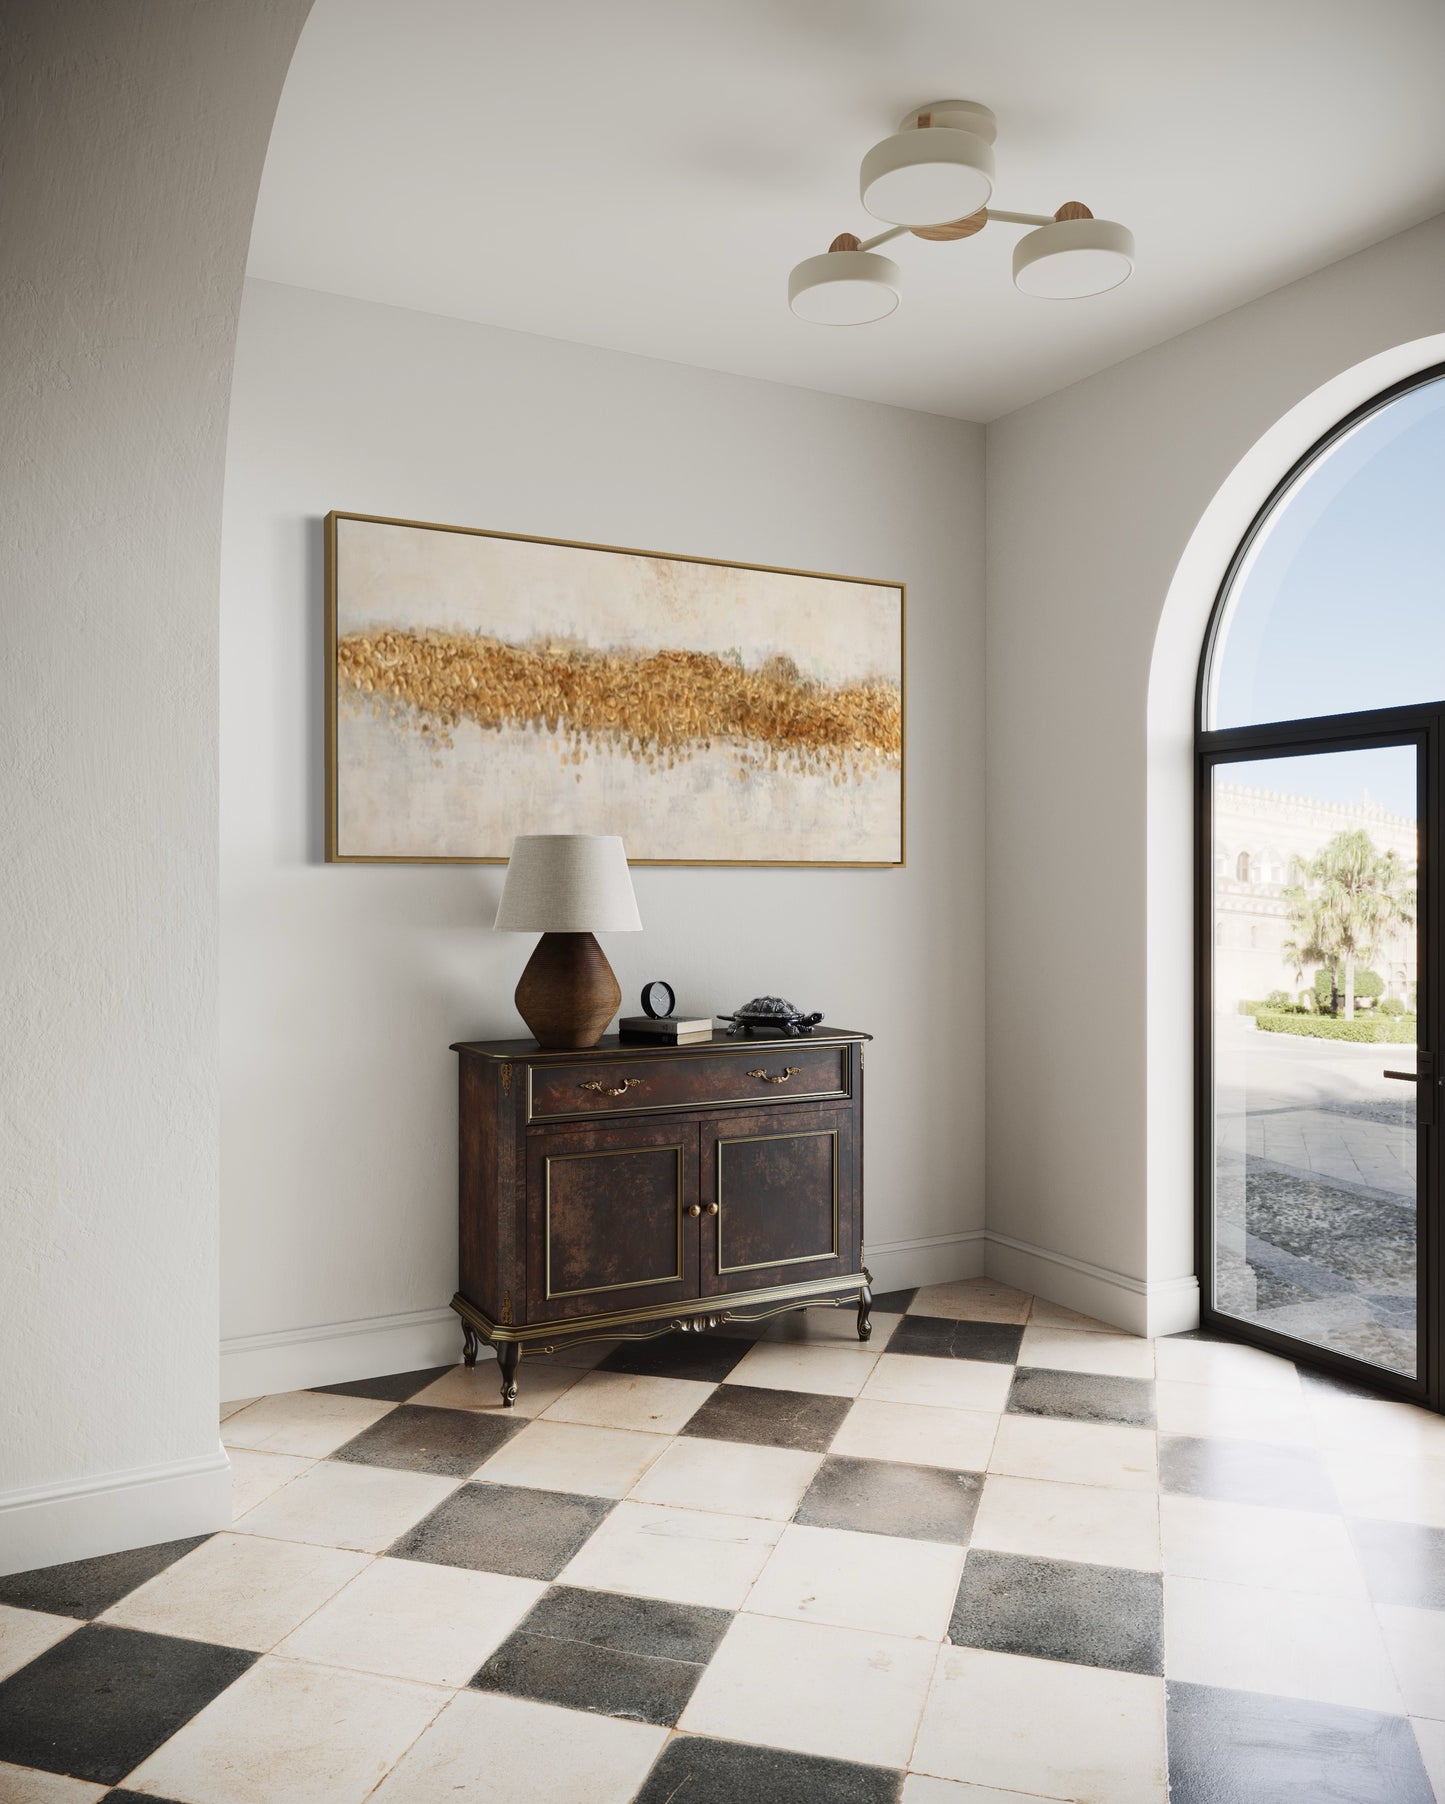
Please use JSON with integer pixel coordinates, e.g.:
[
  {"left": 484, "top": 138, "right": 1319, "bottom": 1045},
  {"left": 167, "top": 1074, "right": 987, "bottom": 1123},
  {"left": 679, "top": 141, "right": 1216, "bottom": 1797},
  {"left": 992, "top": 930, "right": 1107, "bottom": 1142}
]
[{"left": 847, "top": 201, "right": 1091, "bottom": 252}]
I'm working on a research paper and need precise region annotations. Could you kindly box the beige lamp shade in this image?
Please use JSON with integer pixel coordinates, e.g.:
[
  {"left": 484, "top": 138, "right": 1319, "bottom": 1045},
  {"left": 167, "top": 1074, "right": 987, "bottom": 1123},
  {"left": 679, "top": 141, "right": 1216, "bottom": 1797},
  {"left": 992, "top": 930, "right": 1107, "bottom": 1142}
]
[{"left": 494, "top": 834, "right": 642, "bottom": 933}]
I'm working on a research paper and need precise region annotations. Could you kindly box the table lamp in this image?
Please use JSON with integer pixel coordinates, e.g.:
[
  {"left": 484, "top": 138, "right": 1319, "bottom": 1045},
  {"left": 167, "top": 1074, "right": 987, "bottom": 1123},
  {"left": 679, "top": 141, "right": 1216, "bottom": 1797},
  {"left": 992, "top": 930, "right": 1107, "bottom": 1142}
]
[{"left": 494, "top": 834, "right": 642, "bottom": 1049}]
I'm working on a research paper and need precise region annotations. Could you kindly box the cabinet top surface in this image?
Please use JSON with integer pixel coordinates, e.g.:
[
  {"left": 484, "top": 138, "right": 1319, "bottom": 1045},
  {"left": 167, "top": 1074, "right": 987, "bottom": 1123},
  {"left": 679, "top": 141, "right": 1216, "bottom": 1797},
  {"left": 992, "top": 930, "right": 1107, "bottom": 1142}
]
[{"left": 451, "top": 1027, "right": 870, "bottom": 1062}]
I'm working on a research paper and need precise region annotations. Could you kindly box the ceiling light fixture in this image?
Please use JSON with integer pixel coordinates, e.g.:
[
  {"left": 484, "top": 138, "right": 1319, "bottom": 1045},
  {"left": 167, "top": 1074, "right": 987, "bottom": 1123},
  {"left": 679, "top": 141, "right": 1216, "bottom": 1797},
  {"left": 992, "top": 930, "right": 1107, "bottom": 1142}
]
[{"left": 790, "top": 99, "right": 1135, "bottom": 324}]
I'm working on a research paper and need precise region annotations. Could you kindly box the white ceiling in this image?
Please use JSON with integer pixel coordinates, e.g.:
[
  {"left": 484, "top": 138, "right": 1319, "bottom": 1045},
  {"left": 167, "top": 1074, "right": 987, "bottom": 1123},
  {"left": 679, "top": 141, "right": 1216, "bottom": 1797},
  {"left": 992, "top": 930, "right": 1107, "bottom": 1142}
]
[{"left": 249, "top": 0, "right": 1445, "bottom": 421}]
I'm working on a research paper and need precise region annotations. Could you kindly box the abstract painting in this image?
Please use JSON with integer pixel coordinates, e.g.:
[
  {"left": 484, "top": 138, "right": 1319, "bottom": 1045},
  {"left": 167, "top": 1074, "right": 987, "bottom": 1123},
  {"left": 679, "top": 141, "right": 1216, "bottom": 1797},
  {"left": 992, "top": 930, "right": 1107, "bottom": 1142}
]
[{"left": 325, "top": 512, "right": 904, "bottom": 865}]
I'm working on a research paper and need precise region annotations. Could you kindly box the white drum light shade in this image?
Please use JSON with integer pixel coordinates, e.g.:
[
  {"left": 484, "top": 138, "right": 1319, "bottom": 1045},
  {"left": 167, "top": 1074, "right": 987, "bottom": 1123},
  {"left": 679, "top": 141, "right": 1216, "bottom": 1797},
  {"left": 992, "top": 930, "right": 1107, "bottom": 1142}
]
[
  {"left": 1013, "top": 216, "right": 1136, "bottom": 298},
  {"left": 860, "top": 101, "right": 996, "bottom": 226},
  {"left": 494, "top": 834, "right": 642, "bottom": 933},
  {"left": 788, "top": 249, "right": 901, "bottom": 325}
]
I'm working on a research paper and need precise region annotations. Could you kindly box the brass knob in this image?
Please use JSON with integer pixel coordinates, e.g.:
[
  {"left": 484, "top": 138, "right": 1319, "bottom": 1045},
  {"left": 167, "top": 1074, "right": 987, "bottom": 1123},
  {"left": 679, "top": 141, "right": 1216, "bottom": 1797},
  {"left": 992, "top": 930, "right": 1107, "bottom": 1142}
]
[
  {"left": 704, "top": 1201, "right": 719, "bottom": 1216},
  {"left": 687, "top": 1203, "right": 702, "bottom": 1217}
]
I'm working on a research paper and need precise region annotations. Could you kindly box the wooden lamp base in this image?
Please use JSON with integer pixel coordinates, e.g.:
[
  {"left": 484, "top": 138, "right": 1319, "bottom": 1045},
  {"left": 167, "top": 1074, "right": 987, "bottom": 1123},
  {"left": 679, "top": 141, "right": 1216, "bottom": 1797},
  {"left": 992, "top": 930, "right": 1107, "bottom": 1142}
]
[{"left": 514, "top": 931, "right": 622, "bottom": 1050}]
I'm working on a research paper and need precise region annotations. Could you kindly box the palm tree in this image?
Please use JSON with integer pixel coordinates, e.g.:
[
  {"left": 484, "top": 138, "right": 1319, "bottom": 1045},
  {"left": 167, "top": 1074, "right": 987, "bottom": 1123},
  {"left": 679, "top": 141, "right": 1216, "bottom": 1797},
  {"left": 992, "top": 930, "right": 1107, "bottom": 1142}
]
[{"left": 1282, "top": 829, "right": 1415, "bottom": 1019}]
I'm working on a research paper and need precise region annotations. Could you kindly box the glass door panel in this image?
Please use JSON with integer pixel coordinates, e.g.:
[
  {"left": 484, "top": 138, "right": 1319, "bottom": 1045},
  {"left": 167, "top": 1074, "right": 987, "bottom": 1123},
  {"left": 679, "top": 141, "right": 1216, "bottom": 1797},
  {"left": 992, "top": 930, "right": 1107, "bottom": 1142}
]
[{"left": 1209, "top": 743, "right": 1421, "bottom": 1377}]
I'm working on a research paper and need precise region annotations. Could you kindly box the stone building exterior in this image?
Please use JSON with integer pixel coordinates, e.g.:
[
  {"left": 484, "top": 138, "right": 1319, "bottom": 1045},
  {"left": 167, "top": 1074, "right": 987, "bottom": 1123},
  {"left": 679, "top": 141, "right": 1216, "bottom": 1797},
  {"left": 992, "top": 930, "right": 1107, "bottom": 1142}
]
[{"left": 1212, "top": 783, "right": 1417, "bottom": 1012}]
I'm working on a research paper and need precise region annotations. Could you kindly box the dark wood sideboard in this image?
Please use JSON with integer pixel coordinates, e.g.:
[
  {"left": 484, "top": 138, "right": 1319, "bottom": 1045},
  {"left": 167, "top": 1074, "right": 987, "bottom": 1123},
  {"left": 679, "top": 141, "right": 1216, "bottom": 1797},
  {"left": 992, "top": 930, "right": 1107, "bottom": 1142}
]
[{"left": 450, "top": 1028, "right": 873, "bottom": 1405}]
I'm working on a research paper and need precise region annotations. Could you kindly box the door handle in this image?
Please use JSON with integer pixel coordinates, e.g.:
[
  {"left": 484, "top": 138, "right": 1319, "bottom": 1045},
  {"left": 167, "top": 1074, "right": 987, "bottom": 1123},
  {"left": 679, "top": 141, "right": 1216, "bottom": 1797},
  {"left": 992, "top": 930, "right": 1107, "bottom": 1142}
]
[
  {"left": 1383, "top": 1071, "right": 1417, "bottom": 1081},
  {"left": 1384, "top": 1052, "right": 1434, "bottom": 1128}
]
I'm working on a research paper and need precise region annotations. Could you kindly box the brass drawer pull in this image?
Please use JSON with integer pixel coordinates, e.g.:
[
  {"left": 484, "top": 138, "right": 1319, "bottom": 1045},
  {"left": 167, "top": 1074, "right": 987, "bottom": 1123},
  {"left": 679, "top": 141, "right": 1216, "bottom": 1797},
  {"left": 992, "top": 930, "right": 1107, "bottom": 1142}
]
[
  {"left": 687, "top": 1203, "right": 702, "bottom": 1217},
  {"left": 748, "top": 1066, "right": 802, "bottom": 1084},
  {"left": 704, "top": 1201, "right": 719, "bottom": 1216},
  {"left": 578, "top": 1078, "right": 643, "bottom": 1098}
]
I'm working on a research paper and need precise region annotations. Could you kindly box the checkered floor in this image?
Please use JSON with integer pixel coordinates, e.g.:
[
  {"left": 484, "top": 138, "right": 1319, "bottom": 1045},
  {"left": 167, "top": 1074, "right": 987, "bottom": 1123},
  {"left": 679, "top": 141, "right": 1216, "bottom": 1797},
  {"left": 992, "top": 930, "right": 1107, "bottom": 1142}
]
[{"left": 2, "top": 1282, "right": 1444, "bottom": 1803}]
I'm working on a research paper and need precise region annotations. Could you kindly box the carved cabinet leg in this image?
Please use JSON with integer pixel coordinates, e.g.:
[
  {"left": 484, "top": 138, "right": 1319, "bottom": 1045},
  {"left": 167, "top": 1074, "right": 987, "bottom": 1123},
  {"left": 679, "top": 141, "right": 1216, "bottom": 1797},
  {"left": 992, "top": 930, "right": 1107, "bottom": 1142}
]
[
  {"left": 498, "top": 1341, "right": 522, "bottom": 1408},
  {"left": 461, "top": 1324, "right": 480, "bottom": 1368},
  {"left": 857, "top": 1281, "right": 873, "bottom": 1342}
]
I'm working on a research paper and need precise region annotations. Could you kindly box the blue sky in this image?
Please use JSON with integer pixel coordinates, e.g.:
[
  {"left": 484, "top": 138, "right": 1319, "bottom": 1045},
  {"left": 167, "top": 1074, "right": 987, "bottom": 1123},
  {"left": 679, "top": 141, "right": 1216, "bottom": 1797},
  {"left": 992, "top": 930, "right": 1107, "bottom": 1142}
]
[{"left": 1210, "top": 374, "right": 1445, "bottom": 815}]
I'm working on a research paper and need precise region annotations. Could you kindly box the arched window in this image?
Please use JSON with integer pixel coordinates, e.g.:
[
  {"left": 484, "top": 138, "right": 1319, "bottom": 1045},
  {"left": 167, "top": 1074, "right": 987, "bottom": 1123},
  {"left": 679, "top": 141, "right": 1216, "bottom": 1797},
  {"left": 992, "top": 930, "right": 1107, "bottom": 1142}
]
[{"left": 1199, "top": 364, "right": 1444, "bottom": 1402}]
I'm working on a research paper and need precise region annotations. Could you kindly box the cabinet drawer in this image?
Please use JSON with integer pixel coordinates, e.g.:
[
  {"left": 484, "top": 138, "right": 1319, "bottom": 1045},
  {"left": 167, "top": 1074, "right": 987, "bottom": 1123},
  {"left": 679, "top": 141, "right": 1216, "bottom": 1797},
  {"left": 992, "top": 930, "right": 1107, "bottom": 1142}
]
[{"left": 527, "top": 1043, "right": 850, "bottom": 1122}]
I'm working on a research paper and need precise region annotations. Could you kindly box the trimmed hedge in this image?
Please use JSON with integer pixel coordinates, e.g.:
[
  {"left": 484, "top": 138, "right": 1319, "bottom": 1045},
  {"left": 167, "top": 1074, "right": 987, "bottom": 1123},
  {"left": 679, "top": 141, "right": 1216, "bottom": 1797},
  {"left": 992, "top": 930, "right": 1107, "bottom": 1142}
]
[{"left": 1255, "top": 1010, "right": 1417, "bottom": 1044}]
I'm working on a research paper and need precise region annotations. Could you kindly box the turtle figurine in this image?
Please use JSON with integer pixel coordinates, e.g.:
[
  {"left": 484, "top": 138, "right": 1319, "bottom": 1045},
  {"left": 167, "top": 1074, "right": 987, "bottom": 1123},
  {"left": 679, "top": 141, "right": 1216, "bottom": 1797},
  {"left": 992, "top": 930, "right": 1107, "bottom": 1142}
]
[{"left": 719, "top": 996, "right": 824, "bottom": 1037}]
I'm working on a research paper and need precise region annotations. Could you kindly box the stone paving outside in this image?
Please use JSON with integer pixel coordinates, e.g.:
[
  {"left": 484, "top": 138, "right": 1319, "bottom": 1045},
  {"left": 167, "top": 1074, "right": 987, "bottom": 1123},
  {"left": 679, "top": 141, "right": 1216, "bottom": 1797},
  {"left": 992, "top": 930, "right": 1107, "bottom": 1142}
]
[{"left": 1213, "top": 1016, "right": 1418, "bottom": 1377}]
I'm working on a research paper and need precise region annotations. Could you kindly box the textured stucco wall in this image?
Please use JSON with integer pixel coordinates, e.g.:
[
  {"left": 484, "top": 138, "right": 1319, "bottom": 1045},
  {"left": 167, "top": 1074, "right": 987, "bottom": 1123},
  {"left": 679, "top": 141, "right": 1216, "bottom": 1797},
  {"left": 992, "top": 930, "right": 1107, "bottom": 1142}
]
[
  {"left": 219, "top": 278, "right": 985, "bottom": 1380},
  {"left": 0, "top": 0, "right": 310, "bottom": 1558}
]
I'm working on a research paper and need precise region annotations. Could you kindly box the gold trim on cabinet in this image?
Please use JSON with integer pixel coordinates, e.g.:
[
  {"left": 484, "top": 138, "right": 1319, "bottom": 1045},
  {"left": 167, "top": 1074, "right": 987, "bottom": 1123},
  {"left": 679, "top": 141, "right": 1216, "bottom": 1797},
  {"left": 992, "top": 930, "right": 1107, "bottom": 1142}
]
[
  {"left": 324, "top": 509, "right": 905, "bottom": 868},
  {"left": 715, "top": 1128, "right": 840, "bottom": 1275},
  {"left": 543, "top": 1142, "right": 686, "bottom": 1300}
]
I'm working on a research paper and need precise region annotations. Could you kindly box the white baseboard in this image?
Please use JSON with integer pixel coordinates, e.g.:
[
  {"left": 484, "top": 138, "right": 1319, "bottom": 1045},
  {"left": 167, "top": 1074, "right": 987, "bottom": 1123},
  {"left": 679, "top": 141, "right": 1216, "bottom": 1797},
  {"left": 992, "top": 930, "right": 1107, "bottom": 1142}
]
[
  {"left": 220, "top": 1305, "right": 485, "bottom": 1401},
  {"left": 0, "top": 1449, "right": 233, "bottom": 1579},
  {"left": 984, "top": 1232, "right": 1200, "bottom": 1337},
  {"left": 866, "top": 1229, "right": 986, "bottom": 1295}
]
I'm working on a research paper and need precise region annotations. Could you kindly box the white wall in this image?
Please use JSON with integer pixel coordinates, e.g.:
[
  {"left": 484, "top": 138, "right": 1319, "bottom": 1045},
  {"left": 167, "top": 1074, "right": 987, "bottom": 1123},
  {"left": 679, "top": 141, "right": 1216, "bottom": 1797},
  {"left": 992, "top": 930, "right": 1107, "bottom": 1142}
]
[
  {"left": 984, "top": 212, "right": 1445, "bottom": 1333},
  {"left": 220, "top": 278, "right": 985, "bottom": 1394},
  {"left": 0, "top": 0, "right": 310, "bottom": 1575}
]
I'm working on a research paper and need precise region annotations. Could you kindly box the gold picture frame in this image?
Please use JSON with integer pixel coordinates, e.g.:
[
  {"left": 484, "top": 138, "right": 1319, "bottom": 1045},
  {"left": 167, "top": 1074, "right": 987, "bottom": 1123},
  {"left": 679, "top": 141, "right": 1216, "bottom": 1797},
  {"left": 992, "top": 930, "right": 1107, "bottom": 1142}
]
[{"left": 324, "top": 509, "right": 906, "bottom": 867}]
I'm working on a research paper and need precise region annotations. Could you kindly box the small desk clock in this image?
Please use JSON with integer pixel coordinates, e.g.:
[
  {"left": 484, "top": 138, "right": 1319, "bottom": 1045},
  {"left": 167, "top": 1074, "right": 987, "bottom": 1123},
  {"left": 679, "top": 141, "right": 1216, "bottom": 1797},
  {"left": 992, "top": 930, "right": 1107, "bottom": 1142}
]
[{"left": 641, "top": 980, "right": 676, "bottom": 1019}]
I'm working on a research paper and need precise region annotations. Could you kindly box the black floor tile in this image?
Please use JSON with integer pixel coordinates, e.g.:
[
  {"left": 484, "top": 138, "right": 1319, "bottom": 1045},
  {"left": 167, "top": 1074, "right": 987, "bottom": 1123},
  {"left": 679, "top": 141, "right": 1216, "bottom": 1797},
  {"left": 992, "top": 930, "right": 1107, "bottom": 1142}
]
[
  {"left": 680, "top": 1383, "right": 852, "bottom": 1452},
  {"left": 329, "top": 1403, "right": 520, "bottom": 1477},
  {"left": 598, "top": 1333, "right": 753, "bottom": 1384},
  {"left": 632, "top": 1733, "right": 902, "bottom": 1804},
  {"left": 471, "top": 1586, "right": 730, "bottom": 1726},
  {"left": 1008, "top": 1366, "right": 1156, "bottom": 1427},
  {"left": 1349, "top": 1516, "right": 1445, "bottom": 1609},
  {"left": 388, "top": 1481, "right": 613, "bottom": 1580},
  {"left": 104, "top": 1793, "right": 190, "bottom": 1803},
  {"left": 1296, "top": 1364, "right": 1391, "bottom": 1402},
  {"left": 309, "top": 1365, "right": 454, "bottom": 1403},
  {"left": 1159, "top": 1434, "right": 1338, "bottom": 1513},
  {"left": 869, "top": 1288, "right": 917, "bottom": 1315},
  {"left": 795, "top": 1455, "right": 982, "bottom": 1544},
  {"left": 0, "top": 1624, "right": 253, "bottom": 1785},
  {"left": 0, "top": 1537, "right": 211, "bottom": 1621},
  {"left": 1166, "top": 1680, "right": 1434, "bottom": 1803},
  {"left": 950, "top": 1549, "right": 1163, "bottom": 1675},
  {"left": 887, "top": 1316, "right": 1023, "bottom": 1363}
]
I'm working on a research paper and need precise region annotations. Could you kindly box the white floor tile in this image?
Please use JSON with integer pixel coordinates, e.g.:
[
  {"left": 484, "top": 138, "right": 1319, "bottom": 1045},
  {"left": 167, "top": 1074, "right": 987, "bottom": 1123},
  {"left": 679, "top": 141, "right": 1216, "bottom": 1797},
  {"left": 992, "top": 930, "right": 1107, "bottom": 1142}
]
[
  {"left": 1379, "top": 1604, "right": 1445, "bottom": 1719},
  {"left": 902, "top": 1779, "right": 1069, "bottom": 1804},
  {"left": 1154, "top": 1337, "right": 1300, "bottom": 1393},
  {"left": 538, "top": 1371, "right": 715, "bottom": 1435},
  {"left": 101, "top": 1532, "right": 368, "bottom": 1652},
  {"left": 278, "top": 1556, "right": 544, "bottom": 1687},
  {"left": 0, "top": 1767, "right": 106, "bottom": 1804},
  {"left": 745, "top": 1522, "right": 964, "bottom": 1639},
  {"left": 1025, "top": 1298, "right": 1117, "bottom": 1334},
  {"left": 830, "top": 1398, "right": 998, "bottom": 1472},
  {"left": 125, "top": 1655, "right": 450, "bottom": 1804},
  {"left": 473, "top": 1419, "right": 666, "bottom": 1498},
  {"left": 228, "top": 1448, "right": 315, "bottom": 1519},
  {"left": 0, "top": 1606, "right": 78, "bottom": 1682},
  {"left": 369, "top": 1689, "right": 665, "bottom": 1804},
  {"left": 860, "top": 1353, "right": 1012, "bottom": 1413},
  {"left": 560, "top": 1500, "right": 781, "bottom": 1609},
  {"left": 723, "top": 1340, "right": 878, "bottom": 1398},
  {"left": 1413, "top": 1716, "right": 1445, "bottom": 1801},
  {"left": 1159, "top": 1494, "right": 1364, "bottom": 1595},
  {"left": 988, "top": 1415, "right": 1158, "bottom": 1492},
  {"left": 970, "top": 1475, "right": 1161, "bottom": 1570},
  {"left": 221, "top": 1391, "right": 395, "bottom": 1458},
  {"left": 1018, "top": 1326, "right": 1155, "bottom": 1379},
  {"left": 1154, "top": 1379, "right": 1313, "bottom": 1447},
  {"left": 1325, "top": 1451, "right": 1445, "bottom": 1527},
  {"left": 1308, "top": 1394, "right": 1445, "bottom": 1461},
  {"left": 911, "top": 1646, "right": 1167, "bottom": 1804},
  {"left": 628, "top": 1435, "right": 820, "bottom": 1520},
  {"left": 410, "top": 1361, "right": 581, "bottom": 1418},
  {"left": 232, "top": 1459, "right": 457, "bottom": 1553},
  {"left": 908, "top": 1280, "right": 1032, "bottom": 1325},
  {"left": 1163, "top": 1573, "right": 1402, "bottom": 1712},
  {"left": 680, "top": 1611, "right": 936, "bottom": 1769},
  {"left": 220, "top": 1398, "right": 259, "bottom": 1422}
]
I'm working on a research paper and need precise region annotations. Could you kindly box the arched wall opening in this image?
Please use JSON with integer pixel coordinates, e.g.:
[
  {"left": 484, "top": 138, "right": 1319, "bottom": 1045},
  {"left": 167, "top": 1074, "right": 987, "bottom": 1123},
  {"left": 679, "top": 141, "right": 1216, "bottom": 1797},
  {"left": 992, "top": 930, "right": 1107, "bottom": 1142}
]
[{"left": 1146, "top": 331, "right": 1445, "bottom": 1345}]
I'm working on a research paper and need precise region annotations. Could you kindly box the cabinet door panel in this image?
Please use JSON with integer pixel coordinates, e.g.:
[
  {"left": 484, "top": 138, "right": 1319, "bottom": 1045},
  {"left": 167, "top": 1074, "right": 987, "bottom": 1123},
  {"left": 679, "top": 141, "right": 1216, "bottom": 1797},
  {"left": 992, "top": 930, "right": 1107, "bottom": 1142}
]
[
  {"left": 526, "top": 1122, "right": 699, "bottom": 1322},
  {"left": 701, "top": 1107, "right": 858, "bottom": 1297}
]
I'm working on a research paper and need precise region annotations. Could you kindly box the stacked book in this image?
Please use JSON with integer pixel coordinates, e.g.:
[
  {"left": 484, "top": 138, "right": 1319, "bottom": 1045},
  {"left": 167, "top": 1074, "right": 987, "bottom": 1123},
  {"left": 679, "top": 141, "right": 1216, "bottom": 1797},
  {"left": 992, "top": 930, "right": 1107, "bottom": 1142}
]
[{"left": 617, "top": 1015, "right": 714, "bottom": 1045}]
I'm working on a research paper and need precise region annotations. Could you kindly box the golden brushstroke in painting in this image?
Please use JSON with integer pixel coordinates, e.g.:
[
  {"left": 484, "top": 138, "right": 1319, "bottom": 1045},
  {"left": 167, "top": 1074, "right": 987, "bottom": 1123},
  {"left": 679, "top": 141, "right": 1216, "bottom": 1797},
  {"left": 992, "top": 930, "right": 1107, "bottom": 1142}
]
[{"left": 326, "top": 513, "right": 904, "bottom": 865}]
